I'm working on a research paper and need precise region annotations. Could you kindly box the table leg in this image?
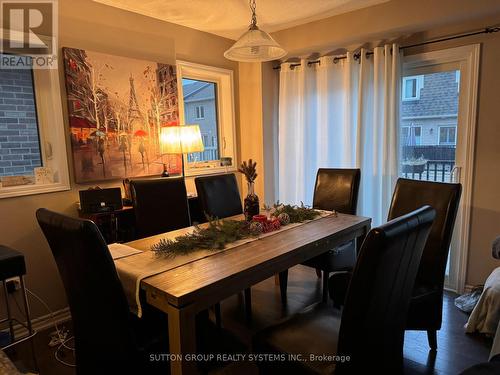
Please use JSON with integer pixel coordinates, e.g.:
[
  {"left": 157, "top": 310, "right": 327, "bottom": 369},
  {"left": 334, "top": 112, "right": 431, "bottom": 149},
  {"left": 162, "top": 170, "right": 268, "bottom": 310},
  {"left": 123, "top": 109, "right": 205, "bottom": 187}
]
[{"left": 167, "top": 305, "right": 197, "bottom": 375}]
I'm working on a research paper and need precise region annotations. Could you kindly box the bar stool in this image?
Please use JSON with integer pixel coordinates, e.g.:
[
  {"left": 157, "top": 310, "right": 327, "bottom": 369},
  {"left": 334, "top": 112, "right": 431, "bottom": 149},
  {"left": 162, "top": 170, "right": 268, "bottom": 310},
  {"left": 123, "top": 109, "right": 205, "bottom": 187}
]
[{"left": 0, "top": 245, "right": 37, "bottom": 369}]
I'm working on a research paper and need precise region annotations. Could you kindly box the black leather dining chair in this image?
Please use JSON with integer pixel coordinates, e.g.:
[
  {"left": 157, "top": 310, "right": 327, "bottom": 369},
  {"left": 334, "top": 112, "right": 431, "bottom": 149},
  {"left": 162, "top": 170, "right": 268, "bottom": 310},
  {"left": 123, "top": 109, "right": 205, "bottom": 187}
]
[
  {"left": 279, "top": 168, "right": 361, "bottom": 303},
  {"left": 330, "top": 178, "right": 461, "bottom": 351},
  {"left": 130, "top": 177, "right": 191, "bottom": 239},
  {"left": 253, "top": 206, "right": 436, "bottom": 374},
  {"left": 194, "top": 173, "right": 248, "bottom": 321},
  {"left": 195, "top": 173, "right": 243, "bottom": 219},
  {"left": 36, "top": 208, "right": 169, "bottom": 375},
  {"left": 387, "top": 178, "right": 461, "bottom": 350}
]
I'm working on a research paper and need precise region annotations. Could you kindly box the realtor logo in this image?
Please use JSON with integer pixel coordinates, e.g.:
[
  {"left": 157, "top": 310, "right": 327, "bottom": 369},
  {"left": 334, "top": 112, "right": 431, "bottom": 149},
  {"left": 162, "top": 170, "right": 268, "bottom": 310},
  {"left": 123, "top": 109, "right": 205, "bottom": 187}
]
[{"left": 0, "top": 0, "right": 58, "bottom": 69}]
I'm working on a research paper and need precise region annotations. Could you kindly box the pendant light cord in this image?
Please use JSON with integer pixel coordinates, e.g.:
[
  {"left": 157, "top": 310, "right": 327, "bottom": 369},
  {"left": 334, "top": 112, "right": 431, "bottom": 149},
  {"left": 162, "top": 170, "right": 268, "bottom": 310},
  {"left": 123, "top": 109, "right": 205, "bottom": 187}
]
[{"left": 249, "top": 0, "right": 257, "bottom": 28}]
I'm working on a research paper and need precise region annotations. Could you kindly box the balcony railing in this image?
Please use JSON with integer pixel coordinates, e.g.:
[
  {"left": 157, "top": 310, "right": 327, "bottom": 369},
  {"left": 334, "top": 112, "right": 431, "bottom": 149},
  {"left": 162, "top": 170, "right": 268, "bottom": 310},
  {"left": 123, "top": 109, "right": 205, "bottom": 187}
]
[
  {"left": 187, "top": 146, "right": 219, "bottom": 163},
  {"left": 400, "top": 160, "right": 455, "bottom": 183}
]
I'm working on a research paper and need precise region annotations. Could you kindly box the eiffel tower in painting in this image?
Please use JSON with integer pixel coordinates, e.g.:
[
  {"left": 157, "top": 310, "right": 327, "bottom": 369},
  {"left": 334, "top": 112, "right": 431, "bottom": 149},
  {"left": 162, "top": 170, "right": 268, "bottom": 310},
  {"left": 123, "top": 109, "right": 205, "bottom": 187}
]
[{"left": 127, "top": 74, "right": 144, "bottom": 133}]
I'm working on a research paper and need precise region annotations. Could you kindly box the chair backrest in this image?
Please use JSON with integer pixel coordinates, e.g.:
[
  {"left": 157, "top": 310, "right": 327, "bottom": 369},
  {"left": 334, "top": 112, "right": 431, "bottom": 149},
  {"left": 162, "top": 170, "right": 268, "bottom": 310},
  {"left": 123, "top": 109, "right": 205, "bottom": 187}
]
[
  {"left": 337, "top": 206, "right": 435, "bottom": 372},
  {"left": 130, "top": 177, "right": 190, "bottom": 238},
  {"left": 36, "top": 208, "right": 137, "bottom": 374},
  {"left": 387, "top": 178, "right": 461, "bottom": 290},
  {"left": 195, "top": 174, "right": 243, "bottom": 219},
  {"left": 312, "top": 168, "right": 361, "bottom": 214}
]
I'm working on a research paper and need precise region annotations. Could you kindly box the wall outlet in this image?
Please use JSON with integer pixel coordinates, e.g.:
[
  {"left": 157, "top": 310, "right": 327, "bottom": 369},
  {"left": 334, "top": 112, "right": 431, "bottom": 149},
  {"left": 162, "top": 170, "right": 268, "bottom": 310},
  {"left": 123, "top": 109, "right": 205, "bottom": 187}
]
[{"left": 5, "top": 277, "right": 21, "bottom": 293}]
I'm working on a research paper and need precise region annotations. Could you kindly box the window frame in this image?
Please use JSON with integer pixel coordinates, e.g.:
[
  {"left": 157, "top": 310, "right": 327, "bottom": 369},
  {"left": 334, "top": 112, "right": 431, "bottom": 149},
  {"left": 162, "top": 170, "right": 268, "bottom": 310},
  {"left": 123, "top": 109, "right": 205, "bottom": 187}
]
[
  {"left": 402, "top": 75, "right": 424, "bottom": 101},
  {"left": 0, "top": 32, "right": 70, "bottom": 199},
  {"left": 177, "top": 60, "right": 237, "bottom": 176},
  {"left": 438, "top": 125, "right": 457, "bottom": 146}
]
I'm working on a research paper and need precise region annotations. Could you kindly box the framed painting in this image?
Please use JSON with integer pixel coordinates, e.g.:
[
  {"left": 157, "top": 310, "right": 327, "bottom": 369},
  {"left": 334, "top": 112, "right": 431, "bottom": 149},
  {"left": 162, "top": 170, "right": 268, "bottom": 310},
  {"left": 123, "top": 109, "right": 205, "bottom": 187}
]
[{"left": 62, "top": 47, "right": 182, "bottom": 183}]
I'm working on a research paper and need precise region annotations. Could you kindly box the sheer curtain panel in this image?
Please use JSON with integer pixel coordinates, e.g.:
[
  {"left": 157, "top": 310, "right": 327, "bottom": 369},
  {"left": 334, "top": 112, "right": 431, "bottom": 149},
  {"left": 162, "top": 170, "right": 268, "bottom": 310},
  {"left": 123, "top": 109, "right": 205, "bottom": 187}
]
[{"left": 278, "top": 45, "right": 400, "bottom": 225}]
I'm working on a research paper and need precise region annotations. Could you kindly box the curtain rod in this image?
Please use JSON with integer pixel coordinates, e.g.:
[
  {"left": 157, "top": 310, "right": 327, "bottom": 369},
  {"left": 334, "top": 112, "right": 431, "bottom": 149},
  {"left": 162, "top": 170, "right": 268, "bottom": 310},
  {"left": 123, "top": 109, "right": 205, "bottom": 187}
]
[{"left": 273, "top": 25, "right": 500, "bottom": 70}]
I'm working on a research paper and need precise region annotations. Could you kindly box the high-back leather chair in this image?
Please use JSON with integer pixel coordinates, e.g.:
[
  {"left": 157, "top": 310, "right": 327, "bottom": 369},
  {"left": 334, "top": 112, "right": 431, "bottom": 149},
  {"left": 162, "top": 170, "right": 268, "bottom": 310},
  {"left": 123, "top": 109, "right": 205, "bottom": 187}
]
[
  {"left": 195, "top": 173, "right": 247, "bottom": 321},
  {"left": 387, "top": 178, "right": 461, "bottom": 349},
  {"left": 36, "top": 208, "right": 141, "bottom": 374},
  {"left": 130, "top": 177, "right": 190, "bottom": 239},
  {"left": 195, "top": 174, "right": 243, "bottom": 219},
  {"left": 312, "top": 168, "right": 361, "bottom": 213},
  {"left": 253, "top": 206, "right": 436, "bottom": 374},
  {"left": 280, "top": 168, "right": 361, "bottom": 303}
]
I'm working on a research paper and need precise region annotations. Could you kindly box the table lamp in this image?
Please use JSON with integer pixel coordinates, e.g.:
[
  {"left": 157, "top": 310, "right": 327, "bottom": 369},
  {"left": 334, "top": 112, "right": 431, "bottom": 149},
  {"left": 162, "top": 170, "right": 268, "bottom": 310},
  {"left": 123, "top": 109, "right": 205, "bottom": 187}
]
[{"left": 160, "top": 125, "right": 204, "bottom": 177}]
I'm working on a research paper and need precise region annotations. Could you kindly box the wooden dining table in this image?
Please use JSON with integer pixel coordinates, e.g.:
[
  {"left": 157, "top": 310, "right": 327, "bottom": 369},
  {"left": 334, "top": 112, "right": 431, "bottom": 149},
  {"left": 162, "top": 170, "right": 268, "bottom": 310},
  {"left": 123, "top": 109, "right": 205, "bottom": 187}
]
[{"left": 124, "top": 213, "right": 371, "bottom": 375}]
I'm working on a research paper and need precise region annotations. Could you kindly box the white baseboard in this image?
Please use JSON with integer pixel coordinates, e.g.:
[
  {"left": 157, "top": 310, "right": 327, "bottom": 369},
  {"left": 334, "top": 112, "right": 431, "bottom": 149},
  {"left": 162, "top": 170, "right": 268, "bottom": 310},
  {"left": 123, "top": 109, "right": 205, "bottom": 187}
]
[{"left": 8, "top": 307, "right": 72, "bottom": 338}]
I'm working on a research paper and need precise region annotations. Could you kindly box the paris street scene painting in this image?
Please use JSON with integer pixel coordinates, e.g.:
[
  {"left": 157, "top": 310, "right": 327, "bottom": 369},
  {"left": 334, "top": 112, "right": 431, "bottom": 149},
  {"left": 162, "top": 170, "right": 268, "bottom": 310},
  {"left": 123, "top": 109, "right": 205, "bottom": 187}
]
[{"left": 62, "top": 47, "right": 182, "bottom": 183}]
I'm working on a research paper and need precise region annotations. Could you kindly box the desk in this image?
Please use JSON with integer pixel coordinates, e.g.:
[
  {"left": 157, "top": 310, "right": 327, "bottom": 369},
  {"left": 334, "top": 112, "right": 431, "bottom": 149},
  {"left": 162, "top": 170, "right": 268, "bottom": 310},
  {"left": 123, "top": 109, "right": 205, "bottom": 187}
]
[
  {"left": 78, "top": 196, "right": 204, "bottom": 243},
  {"left": 125, "top": 213, "right": 371, "bottom": 375},
  {"left": 78, "top": 206, "right": 135, "bottom": 243}
]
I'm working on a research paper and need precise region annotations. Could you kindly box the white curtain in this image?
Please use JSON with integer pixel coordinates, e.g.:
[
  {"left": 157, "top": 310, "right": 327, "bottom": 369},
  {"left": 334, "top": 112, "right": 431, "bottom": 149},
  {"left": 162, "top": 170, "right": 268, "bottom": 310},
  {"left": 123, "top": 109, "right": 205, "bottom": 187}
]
[{"left": 278, "top": 44, "right": 400, "bottom": 226}]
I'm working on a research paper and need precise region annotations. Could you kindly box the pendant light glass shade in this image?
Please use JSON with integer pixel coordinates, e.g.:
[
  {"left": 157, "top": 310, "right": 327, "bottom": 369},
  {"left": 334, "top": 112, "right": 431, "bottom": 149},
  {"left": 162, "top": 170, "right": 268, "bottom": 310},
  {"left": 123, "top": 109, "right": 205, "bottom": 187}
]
[
  {"left": 224, "top": 25, "right": 287, "bottom": 62},
  {"left": 224, "top": 0, "right": 286, "bottom": 62}
]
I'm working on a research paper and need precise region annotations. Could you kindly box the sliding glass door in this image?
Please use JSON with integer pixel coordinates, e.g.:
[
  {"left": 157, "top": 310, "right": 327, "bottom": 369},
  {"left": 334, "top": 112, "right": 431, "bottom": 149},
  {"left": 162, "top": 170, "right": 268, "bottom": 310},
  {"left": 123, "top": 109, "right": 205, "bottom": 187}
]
[{"left": 399, "top": 45, "right": 480, "bottom": 292}]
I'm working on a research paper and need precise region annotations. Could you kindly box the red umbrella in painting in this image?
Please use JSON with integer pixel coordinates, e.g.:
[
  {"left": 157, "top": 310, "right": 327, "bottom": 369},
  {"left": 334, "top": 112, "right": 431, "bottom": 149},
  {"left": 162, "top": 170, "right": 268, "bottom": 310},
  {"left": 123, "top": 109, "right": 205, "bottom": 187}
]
[{"left": 134, "top": 129, "right": 148, "bottom": 137}]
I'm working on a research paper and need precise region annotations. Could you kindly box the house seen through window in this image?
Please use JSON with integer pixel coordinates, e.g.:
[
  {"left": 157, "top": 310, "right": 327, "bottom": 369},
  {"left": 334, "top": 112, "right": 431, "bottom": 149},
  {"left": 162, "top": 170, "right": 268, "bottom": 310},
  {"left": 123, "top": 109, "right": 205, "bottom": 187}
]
[
  {"left": 182, "top": 78, "right": 219, "bottom": 162},
  {"left": 400, "top": 70, "right": 459, "bottom": 182}
]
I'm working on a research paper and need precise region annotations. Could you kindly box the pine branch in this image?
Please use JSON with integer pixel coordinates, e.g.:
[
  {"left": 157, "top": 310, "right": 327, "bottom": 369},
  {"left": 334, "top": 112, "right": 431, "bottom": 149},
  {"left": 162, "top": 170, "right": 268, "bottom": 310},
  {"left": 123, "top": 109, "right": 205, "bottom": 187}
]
[
  {"left": 151, "top": 204, "right": 321, "bottom": 257},
  {"left": 271, "top": 202, "right": 320, "bottom": 223},
  {"left": 151, "top": 218, "right": 260, "bottom": 257}
]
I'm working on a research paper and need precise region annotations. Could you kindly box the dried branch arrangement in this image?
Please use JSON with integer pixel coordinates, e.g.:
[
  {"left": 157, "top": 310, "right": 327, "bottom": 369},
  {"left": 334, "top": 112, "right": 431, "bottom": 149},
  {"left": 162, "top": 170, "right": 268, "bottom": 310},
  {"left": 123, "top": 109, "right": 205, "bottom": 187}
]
[{"left": 238, "top": 159, "right": 257, "bottom": 183}]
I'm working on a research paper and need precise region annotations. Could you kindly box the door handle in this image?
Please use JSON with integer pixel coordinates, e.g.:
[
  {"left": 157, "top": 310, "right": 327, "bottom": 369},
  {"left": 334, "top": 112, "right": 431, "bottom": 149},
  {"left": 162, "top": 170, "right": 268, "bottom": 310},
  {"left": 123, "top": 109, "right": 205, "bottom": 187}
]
[{"left": 451, "top": 166, "right": 461, "bottom": 183}]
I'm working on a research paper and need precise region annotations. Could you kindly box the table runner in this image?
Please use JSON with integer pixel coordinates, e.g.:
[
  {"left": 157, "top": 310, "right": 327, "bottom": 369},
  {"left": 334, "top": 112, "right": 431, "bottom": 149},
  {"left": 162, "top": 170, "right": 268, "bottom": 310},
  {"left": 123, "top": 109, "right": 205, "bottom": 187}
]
[{"left": 114, "top": 210, "right": 333, "bottom": 317}]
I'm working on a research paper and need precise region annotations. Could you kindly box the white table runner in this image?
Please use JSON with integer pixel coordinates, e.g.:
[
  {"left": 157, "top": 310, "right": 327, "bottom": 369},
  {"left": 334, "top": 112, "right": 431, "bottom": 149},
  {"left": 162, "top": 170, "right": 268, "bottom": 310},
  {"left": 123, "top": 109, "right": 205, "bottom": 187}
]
[{"left": 113, "top": 210, "right": 334, "bottom": 317}]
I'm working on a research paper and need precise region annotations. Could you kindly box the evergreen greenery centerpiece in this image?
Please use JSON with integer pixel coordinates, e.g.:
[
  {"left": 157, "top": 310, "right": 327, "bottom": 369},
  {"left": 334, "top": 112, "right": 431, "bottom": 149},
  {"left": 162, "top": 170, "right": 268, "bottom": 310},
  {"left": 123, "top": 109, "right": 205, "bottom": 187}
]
[{"left": 151, "top": 203, "right": 322, "bottom": 257}]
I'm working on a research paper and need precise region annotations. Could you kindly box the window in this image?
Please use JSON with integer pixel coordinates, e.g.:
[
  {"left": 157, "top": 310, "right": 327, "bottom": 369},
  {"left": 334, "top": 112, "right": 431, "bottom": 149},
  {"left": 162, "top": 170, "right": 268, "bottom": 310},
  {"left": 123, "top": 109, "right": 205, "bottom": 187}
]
[
  {"left": 178, "top": 61, "right": 237, "bottom": 176},
  {"left": 0, "top": 67, "right": 42, "bottom": 177},
  {"left": 183, "top": 80, "right": 217, "bottom": 162},
  {"left": 195, "top": 105, "right": 205, "bottom": 119},
  {"left": 455, "top": 70, "right": 461, "bottom": 93},
  {"left": 401, "top": 126, "right": 422, "bottom": 146},
  {"left": 0, "top": 52, "right": 70, "bottom": 198},
  {"left": 439, "top": 126, "right": 457, "bottom": 145},
  {"left": 402, "top": 75, "right": 424, "bottom": 101}
]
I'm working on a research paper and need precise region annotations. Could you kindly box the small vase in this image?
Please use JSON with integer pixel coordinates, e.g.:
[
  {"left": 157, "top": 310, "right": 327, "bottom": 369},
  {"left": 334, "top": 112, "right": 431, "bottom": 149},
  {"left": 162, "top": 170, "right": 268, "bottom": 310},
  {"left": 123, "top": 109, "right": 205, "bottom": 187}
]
[
  {"left": 161, "top": 163, "right": 169, "bottom": 177},
  {"left": 244, "top": 182, "right": 260, "bottom": 221}
]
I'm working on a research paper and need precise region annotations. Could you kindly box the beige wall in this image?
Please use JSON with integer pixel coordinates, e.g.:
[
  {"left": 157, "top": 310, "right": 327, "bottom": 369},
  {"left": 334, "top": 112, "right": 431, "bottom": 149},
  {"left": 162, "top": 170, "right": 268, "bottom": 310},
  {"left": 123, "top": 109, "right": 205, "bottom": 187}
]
[
  {"left": 0, "top": 0, "right": 238, "bottom": 319},
  {"left": 237, "top": 61, "right": 279, "bottom": 205},
  {"left": 269, "top": 0, "right": 500, "bottom": 286},
  {"left": 238, "top": 62, "right": 264, "bottom": 200}
]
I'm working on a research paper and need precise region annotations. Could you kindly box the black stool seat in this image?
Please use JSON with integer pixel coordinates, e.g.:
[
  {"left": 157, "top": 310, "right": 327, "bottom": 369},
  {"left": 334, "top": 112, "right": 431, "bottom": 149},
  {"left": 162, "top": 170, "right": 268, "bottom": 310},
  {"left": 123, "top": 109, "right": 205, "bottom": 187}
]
[{"left": 0, "top": 245, "right": 26, "bottom": 280}]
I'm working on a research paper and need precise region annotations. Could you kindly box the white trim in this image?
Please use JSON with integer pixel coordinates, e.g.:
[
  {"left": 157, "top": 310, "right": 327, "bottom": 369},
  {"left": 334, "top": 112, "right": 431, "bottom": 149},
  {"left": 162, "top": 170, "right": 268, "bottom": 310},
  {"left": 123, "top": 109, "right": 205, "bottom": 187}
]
[
  {"left": 403, "top": 44, "right": 480, "bottom": 293},
  {"left": 0, "top": 35, "right": 69, "bottom": 199},
  {"left": 6, "top": 307, "right": 71, "bottom": 338},
  {"left": 176, "top": 60, "right": 238, "bottom": 176}
]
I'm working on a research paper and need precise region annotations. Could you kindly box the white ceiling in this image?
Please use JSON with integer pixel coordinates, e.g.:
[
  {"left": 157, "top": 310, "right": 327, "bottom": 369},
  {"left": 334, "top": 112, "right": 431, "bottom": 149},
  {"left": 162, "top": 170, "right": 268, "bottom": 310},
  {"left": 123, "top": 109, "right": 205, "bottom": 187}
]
[{"left": 93, "top": 0, "right": 390, "bottom": 40}]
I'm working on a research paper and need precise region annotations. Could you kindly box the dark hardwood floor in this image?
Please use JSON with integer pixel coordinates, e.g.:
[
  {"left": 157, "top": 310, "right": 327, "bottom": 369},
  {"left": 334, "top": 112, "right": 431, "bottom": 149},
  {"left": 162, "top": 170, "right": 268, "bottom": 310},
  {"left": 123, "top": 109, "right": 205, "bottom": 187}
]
[{"left": 5, "top": 265, "right": 491, "bottom": 374}]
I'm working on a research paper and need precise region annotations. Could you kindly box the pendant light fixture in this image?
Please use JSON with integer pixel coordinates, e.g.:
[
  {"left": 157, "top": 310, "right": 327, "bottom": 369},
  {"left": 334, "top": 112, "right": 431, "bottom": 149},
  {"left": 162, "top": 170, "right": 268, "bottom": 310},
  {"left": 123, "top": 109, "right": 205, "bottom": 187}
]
[{"left": 224, "top": 0, "right": 287, "bottom": 62}]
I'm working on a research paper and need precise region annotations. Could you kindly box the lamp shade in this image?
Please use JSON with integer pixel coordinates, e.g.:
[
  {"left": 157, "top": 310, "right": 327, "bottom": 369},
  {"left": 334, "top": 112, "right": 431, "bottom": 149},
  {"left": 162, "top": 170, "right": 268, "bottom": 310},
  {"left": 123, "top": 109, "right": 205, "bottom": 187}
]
[
  {"left": 224, "top": 26, "right": 287, "bottom": 62},
  {"left": 160, "top": 125, "right": 204, "bottom": 154}
]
